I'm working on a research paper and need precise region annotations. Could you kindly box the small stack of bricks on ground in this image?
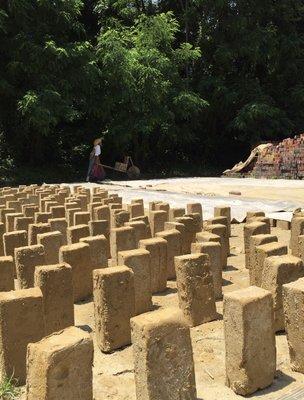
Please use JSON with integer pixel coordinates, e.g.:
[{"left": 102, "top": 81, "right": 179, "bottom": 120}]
[{"left": 0, "top": 184, "right": 304, "bottom": 399}]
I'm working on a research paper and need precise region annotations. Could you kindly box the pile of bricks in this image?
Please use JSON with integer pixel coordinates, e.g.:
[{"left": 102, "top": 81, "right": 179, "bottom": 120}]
[{"left": 252, "top": 134, "right": 304, "bottom": 179}]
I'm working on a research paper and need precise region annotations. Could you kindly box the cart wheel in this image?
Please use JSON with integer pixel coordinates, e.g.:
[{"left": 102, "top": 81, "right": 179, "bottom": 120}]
[{"left": 127, "top": 165, "right": 140, "bottom": 179}]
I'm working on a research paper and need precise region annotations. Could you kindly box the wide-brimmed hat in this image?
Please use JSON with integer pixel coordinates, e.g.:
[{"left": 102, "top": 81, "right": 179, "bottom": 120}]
[{"left": 94, "top": 138, "right": 102, "bottom": 146}]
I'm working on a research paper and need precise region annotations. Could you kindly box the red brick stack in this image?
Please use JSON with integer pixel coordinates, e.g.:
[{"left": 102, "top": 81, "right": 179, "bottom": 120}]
[{"left": 251, "top": 134, "right": 304, "bottom": 179}]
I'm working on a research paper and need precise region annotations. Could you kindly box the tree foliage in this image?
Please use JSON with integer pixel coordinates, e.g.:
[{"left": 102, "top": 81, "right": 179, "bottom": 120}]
[{"left": 0, "top": 0, "right": 303, "bottom": 179}]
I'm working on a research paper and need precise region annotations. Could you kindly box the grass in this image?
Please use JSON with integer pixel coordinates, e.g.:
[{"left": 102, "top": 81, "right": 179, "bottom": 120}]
[{"left": 0, "top": 375, "right": 20, "bottom": 400}]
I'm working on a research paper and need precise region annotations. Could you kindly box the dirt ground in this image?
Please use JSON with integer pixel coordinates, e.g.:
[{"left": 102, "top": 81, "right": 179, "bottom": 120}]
[{"left": 18, "top": 223, "right": 304, "bottom": 400}]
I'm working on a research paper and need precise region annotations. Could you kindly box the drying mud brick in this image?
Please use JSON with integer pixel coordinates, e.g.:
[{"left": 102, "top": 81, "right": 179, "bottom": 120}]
[
  {"left": 191, "top": 242, "right": 222, "bottom": 299},
  {"left": 175, "top": 216, "right": 197, "bottom": 254},
  {"left": 74, "top": 211, "right": 90, "bottom": 226},
  {"left": 49, "top": 218, "right": 68, "bottom": 245},
  {"left": 59, "top": 242, "right": 92, "bottom": 302},
  {"left": 247, "top": 216, "right": 271, "bottom": 232},
  {"left": 66, "top": 207, "right": 82, "bottom": 226},
  {"left": 155, "top": 229, "right": 182, "bottom": 279},
  {"left": 125, "top": 221, "right": 149, "bottom": 244},
  {"left": 291, "top": 217, "right": 304, "bottom": 256},
  {"left": 224, "top": 286, "right": 276, "bottom": 395},
  {"left": 131, "top": 307, "right": 197, "bottom": 400},
  {"left": 14, "top": 216, "right": 33, "bottom": 232},
  {"left": 175, "top": 253, "right": 216, "bottom": 326},
  {"left": 23, "top": 205, "right": 39, "bottom": 218},
  {"left": 37, "top": 231, "right": 63, "bottom": 264},
  {"left": 169, "top": 208, "right": 185, "bottom": 221},
  {"left": 246, "top": 211, "right": 265, "bottom": 221},
  {"left": 3, "top": 230, "right": 27, "bottom": 258},
  {"left": 262, "top": 255, "right": 304, "bottom": 332},
  {"left": 67, "top": 224, "right": 90, "bottom": 244},
  {"left": 139, "top": 237, "right": 167, "bottom": 293},
  {"left": 0, "top": 287, "right": 45, "bottom": 385},
  {"left": 283, "top": 277, "right": 304, "bottom": 373},
  {"left": 214, "top": 206, "right": 231, "bottom": 236},
  {"left": 93, "top": 266, "right": 135, "bottom": 352},
  {"left": 15, "top": 244, "right": 45, "bottom": 289},
  {"left": 35, "top": 212, "right": 52, "bottom": 224},
  {"left": 276, "top": 219, "right": 291, "bottom": 230},
  {"left": 244, "top": 221, "right": 270, "bottom": 268},
  {"left": 26, "top": 326, "right": 93, "bottom": 400},
  {"left": 89, "top": 219, "right": 108, "bottom": 236},
  {"left": 0, "top": 223, "right": 5, "bottom": 256},
  {"left": 248, "top": 234, "right": 278, "bottom": 271},
  {"left": 149, "top": 210, "right": 167, "bottom": 236},
  {"left": 0, "top": 256, "right": 14, "bottom": 291},
  {"left": 128, "top": 203, "right": 144, "bottom": 218},
  {"left": 80, "top": 235, "right": 108, "bottom": 268},
  {"left": 35, "top": 263, "right": 74, "bottom": 335},
  {"left": 93, "top": 205, "right": 110, "bottom": 222},
  {"left": 155, "top": 203, "right": 170, "bottom": 220},
  {"left": 251, "top": 242, "right": 288, "bottom": 286},
  {"left": 50, "top": 205, "right": 65, "bottom": 218},
  {"left": 28, "top": 223, "right": 51, "bottom": 245},
  {"left": 6, "top": 212, "right": 23, "bottom": 232},
  {"left": 111, "top": 210, "right": 130, "bottom": 228},
  {"left": 117, "top": 249, "right": 152, "bottom": 315},
  {"left": 0, "top": 208, "right": 15, "bottom": 229},
  {"left": 185, "top": 212, "right": 202, "bottom": 234},
  {"left": 187, "top": 203, "right": 202, "bottom": 220},
  {"left": 205, "top": 224, "right": 229, "bottom": 267},
  {"left": 110, "top": 226, "right": 136, "bottom": 265}
]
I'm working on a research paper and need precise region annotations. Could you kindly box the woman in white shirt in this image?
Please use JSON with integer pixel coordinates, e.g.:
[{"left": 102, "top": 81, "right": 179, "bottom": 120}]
[{"left": 86, "top": 138, "right": 102, "bottom": 182}]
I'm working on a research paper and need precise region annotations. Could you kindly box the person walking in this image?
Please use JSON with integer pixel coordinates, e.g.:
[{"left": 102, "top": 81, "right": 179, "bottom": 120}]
[{"left": 86, "top": 138, "right": 102, "bottom": 182}]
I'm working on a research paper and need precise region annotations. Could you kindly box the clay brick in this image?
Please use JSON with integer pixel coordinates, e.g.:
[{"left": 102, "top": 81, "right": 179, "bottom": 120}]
[
  {"left": 155, "top": 229, "right": 182, "bottom": 279},
  {"left": 49, "top": 218, "right": 68, "bottom": 245},
  {"left": 74, "top": 211, "right": 90, "bottom": 226},
  {"left": 0, "top": 256, "right": 14, "bottom": 291},
  {"left": 0, "top": 288, "right": 45, "bottom": 384},
  {"left": 15, "top": 245, "right": 45, "bottom": 289},
  {"left": 0, "top": 207, "right": 15, "bottom": 229},
  {"left": 262, "top": 255, "right": 304, "bottom": 331},
  {"left": 110, "top": 226, "right": 136, "bottom": 265},
  {"left": 187, "top": 203, "right": 202, "bottom": 220},
  {"left": 14, "top": 216, "right": 34, "bottom": 232},
  {"left": 283, "top": 277, "right": 304, "bottom": 372},
  {"left": 291, "top": 217, "right": 304, "bottom": 256},
  {"left": 66, "top": 207, "right": 82, "bottom": 227},
  {"left": 246, "top": 211, "right": 265, "bottom": 221},
  {"left": 67, "top": 224, "right": 90, "bottom": 244},
  {"left": 80, "top": 235, "right": 108, "bottom": 268},
  {"left": 139, "top": 237, "right": 167, "bottom": 293},
  {"left": 128, "top": 203, "right": 144, "bottom": 219},
  {"left": 35, "top": 263, "right": 74, "bottom": 335},
  {"left": 26, "top": 326, "right": 93, "bottom": 400},
  {"left": 0, "top": 223, "right": 4, "bottom": 256},
  {"left": 3, "top": 230, "right": 27, "bottom": 258},
  {"left": 50, "top": 205, "right": 65, "bottom": 218},
  {"left": 93, "top": 205, "right": 110, "bottom": 222},
  {"left": 247, "top": 216, "right": 271, "bottom": 232},
  {"left": 214, "top": 206, "right": 231, "bottom": 236},
  {"left": 244, "top": 222, "right": 269, "bottom": 268},
  {"left": 175, "top": 253, "right": 216, "bottom": 326},
  {"left": 205, "top": 223, "right": 229, "bottom": 267},
  {"left": 248, "top": 234, "right": 278, "bottom": 270},
  {"left": 149, "top": 210, "right": 167, "bottom": 236},
  {"left": 111, "top": 210, "right": 130, "bottom": 228},
  {"left": 169, "top": 208, "right": 185, "bottom": 221},
  {"left": 251, "top": 242, "right": 288, "bottom": 286},
  {"left": 93, "top": 266, "right": 135, "bottom": 352},
  {"left": 37, "top": 231, "right": 63, "bottom": 264},
  {"left": 59, "top": 242, "right": 92, "bottom": 301},
  {"left": 276, "top": 219, "right": 291, "bottom": 230},
  {"left": 28, "top": 223, "right": 51, "bottom": 245},
  {"left": 191, "top": 242, "right": 222, "bottom": 299},
  {"left": 224, "top": 286, "right": 276, "bottom": 395},
  {"left": 34, "top": 212, "right": 52, "bottom": 224},
  {"left": 131, "top": 307, "right": 197, "bottom": 400},
  {"left": 6, "top": 212, "right": 23, "bottom": 232},
  {"left": 175, "top": 216, "right": 198, "bottom": 254},
  {"left": 117, "top": 249, "right": 152, "bottom": 315},
  {"left": 125, "top": 220, "right": 149, "bottom": 245}
]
